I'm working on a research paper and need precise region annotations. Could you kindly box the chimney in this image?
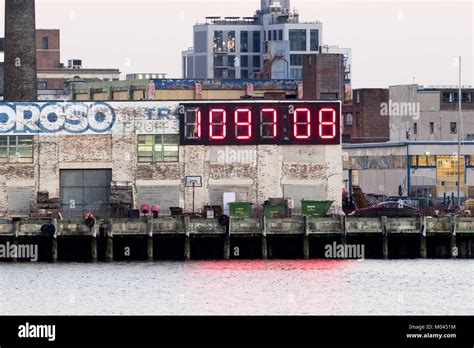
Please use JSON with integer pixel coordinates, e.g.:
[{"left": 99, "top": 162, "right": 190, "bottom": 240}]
[{"left": 4, "top": 0, "right": 38, "bottom": 101}]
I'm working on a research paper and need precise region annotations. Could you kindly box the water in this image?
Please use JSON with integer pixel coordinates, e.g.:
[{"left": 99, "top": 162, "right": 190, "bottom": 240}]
[{"left": 0, "top": 260, "right": 472, "bottom": 315}]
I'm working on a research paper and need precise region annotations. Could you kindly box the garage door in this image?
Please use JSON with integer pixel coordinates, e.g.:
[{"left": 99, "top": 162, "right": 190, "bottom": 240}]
[{"left": 60, "top": 169, "right": 112, "bottom": 218}]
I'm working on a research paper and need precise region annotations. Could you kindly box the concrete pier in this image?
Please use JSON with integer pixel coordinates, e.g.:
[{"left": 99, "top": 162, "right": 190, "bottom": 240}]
[{"left": 0, "top": 216, "right": 473, "bottom": 262}]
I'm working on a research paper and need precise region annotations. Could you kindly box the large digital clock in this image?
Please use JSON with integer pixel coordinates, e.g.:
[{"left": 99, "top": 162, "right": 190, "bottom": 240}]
[{"left": 179, "top": 101, "right": 341, "bottom": 146}]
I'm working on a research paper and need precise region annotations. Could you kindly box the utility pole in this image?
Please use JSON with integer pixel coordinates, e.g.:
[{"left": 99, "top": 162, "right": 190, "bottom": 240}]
[{"left": 457, "top": 56, "right": 462, "bottom": 208}]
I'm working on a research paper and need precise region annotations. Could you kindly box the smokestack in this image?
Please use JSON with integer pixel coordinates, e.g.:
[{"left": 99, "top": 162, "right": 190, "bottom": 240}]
[{"left": 4, "top": 0, "right": 37, "bottom": 101}]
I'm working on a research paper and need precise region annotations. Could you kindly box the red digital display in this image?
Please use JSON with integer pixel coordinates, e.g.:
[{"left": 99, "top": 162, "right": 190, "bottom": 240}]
[
  {"left": 180, "top": 101, "right": 340, "bottom": 145},
  {"left": 293, "top": 108, "right": 311, "bottom": 139},
  {"left": 235, "top": 108, "right": 252, "bottom": 140},
  {"left": 209, "top": 109, "right": 226, "bottom": 140}
]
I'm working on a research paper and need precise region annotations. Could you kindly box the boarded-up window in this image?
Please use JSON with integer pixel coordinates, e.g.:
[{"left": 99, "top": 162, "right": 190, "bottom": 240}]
[
  {"left": 136, "top": 186, "right": 180, "bottom": 213},
  {"left": 283, "top": 185, "right": 326, "bottom": 209},
  {"left": 7, "top": 187, "right": 32, "bottom": 213},
  {"left": 209, "top": 186, "right": 251, "bottom": 207}
]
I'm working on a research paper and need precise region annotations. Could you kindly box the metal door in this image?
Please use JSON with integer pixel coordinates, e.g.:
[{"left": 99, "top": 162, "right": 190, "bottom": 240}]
[{"left": 60, "top": 169, "right": 112, "bottom": 218}]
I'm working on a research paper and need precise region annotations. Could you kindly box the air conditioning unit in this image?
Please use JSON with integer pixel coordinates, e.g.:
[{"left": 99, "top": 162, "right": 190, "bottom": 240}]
[{"left": 68, "top": 59, "right": 82, "bottom": 69}]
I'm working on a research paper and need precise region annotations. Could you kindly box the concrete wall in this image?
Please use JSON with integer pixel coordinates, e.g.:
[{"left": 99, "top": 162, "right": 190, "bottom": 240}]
[{"left": 389, "top": 85, "right": 474, "bottom": 142}]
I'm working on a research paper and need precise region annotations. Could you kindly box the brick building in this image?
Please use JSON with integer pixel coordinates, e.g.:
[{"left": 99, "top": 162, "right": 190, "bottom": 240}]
[
  {"left": 302, "top": 53, "right": 345, "bottom": 101},
  {"left": 1, "top": 29, "right": 120, "bottom": 100},
  {"left": 342, "top": 89, "right": 390, "bottom": 143},
  {"left": 0, "top": 101, "right": 342, "bottom": 218},
  {"left": 36, "top": 29, "right": 61, "bottom": 69}
]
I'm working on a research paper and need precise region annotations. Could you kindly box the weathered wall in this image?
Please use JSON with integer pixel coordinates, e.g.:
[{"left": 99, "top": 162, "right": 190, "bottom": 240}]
[{"left": 0, "top": 101, "right": 342, "bottom": 214}]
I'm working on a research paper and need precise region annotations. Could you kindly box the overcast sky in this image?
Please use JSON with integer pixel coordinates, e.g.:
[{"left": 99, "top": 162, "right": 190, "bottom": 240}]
[{"left": 0, "top": 0, "right": 473, "bottom": 88}]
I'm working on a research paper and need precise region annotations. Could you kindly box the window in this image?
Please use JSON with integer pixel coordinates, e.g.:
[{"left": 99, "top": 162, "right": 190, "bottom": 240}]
[
  {"left": 290, "top": 67, "right": 302, "bottom": 79},
  {"left": 411, "top": 155, "right": 437, "bottom": 167},
  {"left": 289, "top": 29, "right": 306, "bottom": 51},
  {"left": 138, "top": 135, "right": 179, "bottom": 163},
  {"left": 253, "top": 56, "right": 261, "bottom": 68},
  {"left": 345, "top": 113, "right": 353, "bottom": 126},
  {"left": 42, "top": 37, "right": 49, "bottom": 50},
  {"left": 241, "top": 55, "right": 248, "bottom": 68},
  {"left": 430, "top": 122, "right": 435, "bottom": 134},
  {"left": 252, "top": 31, "right": 261, "bottom": 53},
  {"left": 356, "top": 92, "right": 360, "bottom": 104},
  {"left": 320, "top": 93, "right": 338, "bottom": 100},
  {"left": 413, "top": 123, "right": 417, "bottom": 135},
  {"left": 450, "top": 122, "right": 457, "bottom": 134},
  {"left": 462, "top": 92, "right": 472, "bottom": 103},
  {"left": 442, "top": 92, "right": 453, "bottom": 103},
  {"left": 214, "top": 69, "right": 224, "bottom": 79},
  {"left": 213, "top": 31, "right": 223, "bottom": 52},
  {"left": 0, "top": 136, "right": 33, "bottom": 164},
  {"left": 290, "top": 54, "right": 304, "bottom": 66},
  {"left": 240, "top": 31, "right": 248, "bottom": 52},
  {"left": 228, "top": 55, "right": 236, "bottom": 67},
  {"left": 37, "top": 81, "right": 48, "bottom": 90},
  {"left": 228, "top": 31, "right": 236, "bottom": 52},
  {"left": 310, "top": 29, "right": 319, "bottom": 51},
  {"left": 241, "top": 69, "right": 248, "bottom": 79},
  {"left": 466, "top": 156, "right": 474, "bottom": 167},
  {"left": 355, "top": 112, "right": 361, "bottom": 126},
  {"left": 268, "top": 31, "right": 272, "bottom": 41},
  {"left": 214, "top": 55, "right": 224, "bottom": 67},
  {"left": 278, "top": 30, "right": 283, "bottom": 41},
  {"left": 442, "top": 92, "right": 472, "bottom": 103}
]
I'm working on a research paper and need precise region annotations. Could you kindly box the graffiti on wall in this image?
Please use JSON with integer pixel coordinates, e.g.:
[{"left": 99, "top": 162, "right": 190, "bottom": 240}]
[{"left": 0, "top": 102, "right": 180, "bottom": 135}]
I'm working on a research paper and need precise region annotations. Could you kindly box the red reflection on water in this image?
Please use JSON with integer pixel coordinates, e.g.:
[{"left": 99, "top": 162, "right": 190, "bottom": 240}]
[{"left": 190, "top": 259, "right": 355, "bottom": 272}]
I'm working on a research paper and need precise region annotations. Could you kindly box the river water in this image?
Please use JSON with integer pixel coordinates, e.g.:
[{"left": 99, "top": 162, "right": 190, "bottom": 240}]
[{"left": 0, "top": 260, "right": 472, "bottom": 315}]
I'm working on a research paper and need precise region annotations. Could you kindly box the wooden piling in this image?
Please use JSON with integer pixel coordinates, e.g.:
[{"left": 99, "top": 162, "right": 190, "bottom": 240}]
[
  {"left": 12, "top": 221, "right": 19, "bottom": 263},
  {"left": 106, "top": 224, "right": 113, "bottom": 262},
  {"left": 381, "top": 216, "right": 389, "bottom": 260},
  {"left": 303, "top": 216, "right": 309, "bottom": 260},
  {"left": 467, "top": 238, "right": 472, "bottom": 258},
  {"left": 184, "top": 216, "right": 191, "bottom": 261},
  {"left": 91, "top": 224, "right": 98, "bottom": 263},
  {"left": 420, "top": 216, "right": 427, "bottom": 259},
  {"left": 147, "top": 218, "right": 154, "bottom": 261},
  {"left": 450, "top": 216, "right": 457, "bottom": 259},
  {"left": 52, "top": 219, "right": 58, "bottom": 263},
  {"left": 223, "top": 219, "right": 231, "bottom": 260},
  {"left": 261, "top": 216, "right": 268, "bottom": 260}
]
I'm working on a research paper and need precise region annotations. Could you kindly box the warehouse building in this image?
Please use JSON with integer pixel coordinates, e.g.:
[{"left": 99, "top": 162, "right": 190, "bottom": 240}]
[
  {"left": 344, "top": 141, "right": 474, "bottom": 201},
  {"left": 0, "top": 100, "right": 342, "bottom": 218},
  {"left": 70, "top": 78, "right": 302, "bottom": 101}
]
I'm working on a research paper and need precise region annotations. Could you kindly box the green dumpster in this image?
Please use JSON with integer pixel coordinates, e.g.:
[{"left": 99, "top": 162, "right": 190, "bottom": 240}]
[
  {"left": 263, "top": 204, "right": 287, "bottom": 218},
  {"left": 228, "top": 202, "right": 252, "bottom": 218},
  {"left": 301, "top": 200, "right": 333, "bottom": 217}
]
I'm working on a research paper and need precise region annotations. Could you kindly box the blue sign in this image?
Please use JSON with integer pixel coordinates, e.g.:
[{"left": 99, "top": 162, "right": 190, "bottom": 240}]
[{"left": 0, "top": 102, "right": 116, "bottom": 134}]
